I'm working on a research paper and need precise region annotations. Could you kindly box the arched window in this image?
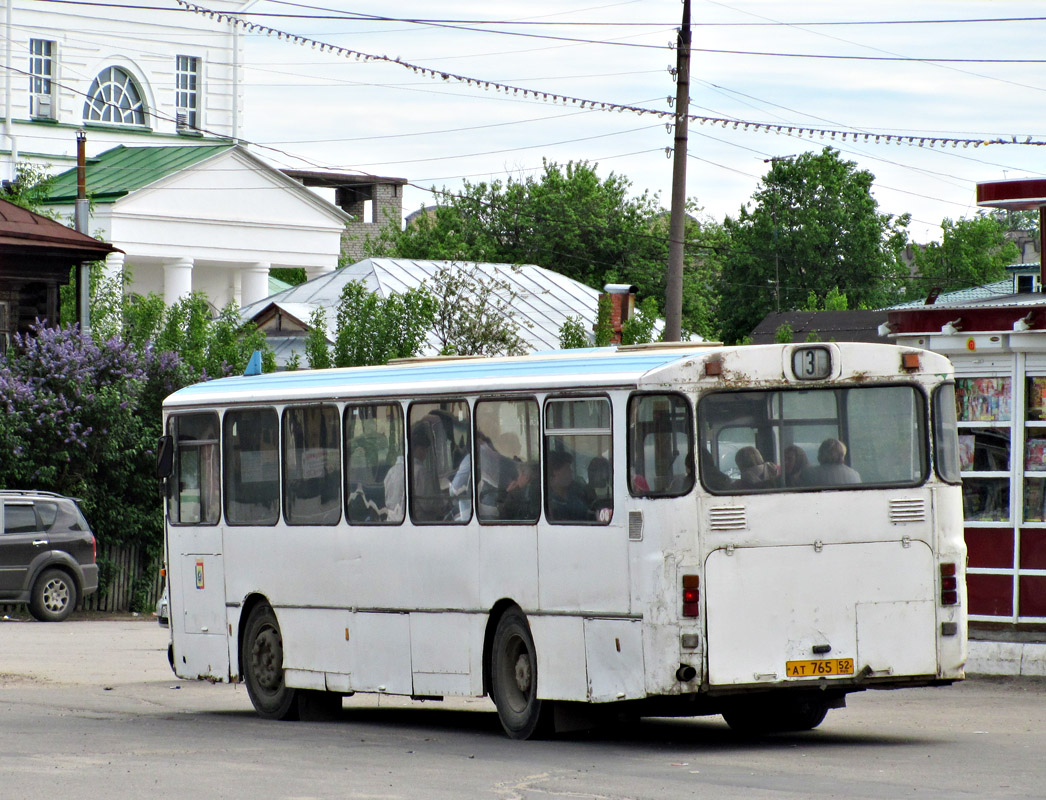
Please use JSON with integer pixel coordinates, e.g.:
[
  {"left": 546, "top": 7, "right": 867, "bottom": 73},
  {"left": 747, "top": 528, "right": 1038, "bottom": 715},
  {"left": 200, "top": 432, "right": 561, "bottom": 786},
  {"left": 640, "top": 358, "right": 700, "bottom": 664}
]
[{"left": 83, "top": 66, "right": 146, "bottom": 125}]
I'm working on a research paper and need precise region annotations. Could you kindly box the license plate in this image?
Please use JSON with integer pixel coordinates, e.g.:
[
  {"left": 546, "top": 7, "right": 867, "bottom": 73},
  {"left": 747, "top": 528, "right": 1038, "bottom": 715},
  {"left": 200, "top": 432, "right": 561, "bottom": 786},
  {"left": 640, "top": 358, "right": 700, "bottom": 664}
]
[{"left": 785, "top": 658, "right": 854, "bottom": 677}]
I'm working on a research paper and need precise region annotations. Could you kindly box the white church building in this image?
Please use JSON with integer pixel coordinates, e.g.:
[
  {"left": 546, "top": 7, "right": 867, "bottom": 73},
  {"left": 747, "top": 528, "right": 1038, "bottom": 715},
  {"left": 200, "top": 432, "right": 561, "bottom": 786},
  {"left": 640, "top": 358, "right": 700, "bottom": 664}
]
[{"left": 2, "top": 0, "right": 401, "bottom": 310}]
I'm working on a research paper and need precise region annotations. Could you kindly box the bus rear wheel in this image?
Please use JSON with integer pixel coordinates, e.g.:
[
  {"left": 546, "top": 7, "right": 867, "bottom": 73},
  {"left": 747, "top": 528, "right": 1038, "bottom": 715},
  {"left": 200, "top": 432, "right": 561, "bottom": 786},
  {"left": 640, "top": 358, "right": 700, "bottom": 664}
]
[
  {"left": 722, "top": 692, "right": 829, "bottom": 734},
  {"left": 490, "top": 608, "right": 553, "bottom": 739},
  {"left": 242, "top": 604, "right": 299, "bottom": 720}
]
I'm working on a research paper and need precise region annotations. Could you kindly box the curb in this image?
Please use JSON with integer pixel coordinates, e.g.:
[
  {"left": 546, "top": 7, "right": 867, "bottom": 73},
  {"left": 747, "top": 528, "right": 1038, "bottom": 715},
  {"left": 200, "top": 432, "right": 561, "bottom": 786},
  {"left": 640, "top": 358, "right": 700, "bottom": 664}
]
[{"left": 968, "top": 640, "right": 1046, "bottom": 676}]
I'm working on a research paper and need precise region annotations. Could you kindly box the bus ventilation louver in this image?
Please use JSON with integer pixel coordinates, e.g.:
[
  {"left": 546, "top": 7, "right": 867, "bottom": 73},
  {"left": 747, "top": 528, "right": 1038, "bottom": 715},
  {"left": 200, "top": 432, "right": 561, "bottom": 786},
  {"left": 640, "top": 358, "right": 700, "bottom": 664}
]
[
  {"left": 889, "top": 498, "right": 926, "bottom": 524},
  {"left": 708, "top": 506, "right": 747, "bottom": 531},
  {"left": 628, "top": 511, "right": 644, "bottom": 541}
]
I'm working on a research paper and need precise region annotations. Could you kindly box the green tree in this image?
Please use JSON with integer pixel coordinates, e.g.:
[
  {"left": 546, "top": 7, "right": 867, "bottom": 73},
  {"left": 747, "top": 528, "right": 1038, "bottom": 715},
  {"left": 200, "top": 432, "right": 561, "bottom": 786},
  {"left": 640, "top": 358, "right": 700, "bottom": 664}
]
[
  {"left": 2, "top": 162, "right": 58, "bottom": 217},
  {"left": 803, "top": 286, "right": 849, "bottom": 311},
  {"left": 716, "top": 148, "right": 909, "bottom": 344},
  {"left": 558, "top": 316, "right": 589, "bottom": 349},
  {"left": 620, "top": 297, "right": 660, "bottom": 346},
  {"left": 122, "top": 292, "right": 275, "bottom": 378},
  {"left": 912, "top": 214, "right": 1020, "bottom": 296},
  {"left": 428, "top": 263, "right": 529, "bottom": 357},
  {"left": 593, "top": 295, "right": 614, "bottom": 347},
  {"left": 304, "top": 308, "right": 332, "bottom": 369},
  {"left": 368, "top": 160, "right": 668, "bottom": 291},
  {"left": 303, "top": 281, "right": 436, "bottom": 368},
  {"left": 774, "top": 322, "right": 794, "bottom": 343}
]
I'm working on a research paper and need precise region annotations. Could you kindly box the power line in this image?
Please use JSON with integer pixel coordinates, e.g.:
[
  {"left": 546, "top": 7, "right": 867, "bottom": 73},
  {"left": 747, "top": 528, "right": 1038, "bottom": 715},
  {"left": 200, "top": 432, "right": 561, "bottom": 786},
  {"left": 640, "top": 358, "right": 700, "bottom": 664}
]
[{"left": 173, "top": 2, "right": 1046, "bottom": 151}]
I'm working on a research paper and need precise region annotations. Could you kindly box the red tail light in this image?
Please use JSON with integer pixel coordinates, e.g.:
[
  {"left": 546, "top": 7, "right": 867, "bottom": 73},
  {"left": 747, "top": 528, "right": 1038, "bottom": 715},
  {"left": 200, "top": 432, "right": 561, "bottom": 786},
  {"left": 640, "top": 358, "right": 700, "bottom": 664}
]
[
  {"left": 682, "top": 574, "right": 700, "bottom": 617},
  {"left": 940, "top": 563, "right": 958, "bottom": 606},
  {"left": 91, "top": 535, "right": 96, "bottom": 563}
]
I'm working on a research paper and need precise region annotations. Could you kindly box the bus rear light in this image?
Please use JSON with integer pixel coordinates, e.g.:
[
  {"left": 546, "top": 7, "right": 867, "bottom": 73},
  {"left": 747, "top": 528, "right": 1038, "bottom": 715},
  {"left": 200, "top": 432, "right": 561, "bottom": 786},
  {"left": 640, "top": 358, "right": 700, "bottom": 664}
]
[
  {"left": 682, "top": 574, "right": 699, "bottom": 617},
  {"left": 940, "top": 563, "right": 958, "bottom": 606}
]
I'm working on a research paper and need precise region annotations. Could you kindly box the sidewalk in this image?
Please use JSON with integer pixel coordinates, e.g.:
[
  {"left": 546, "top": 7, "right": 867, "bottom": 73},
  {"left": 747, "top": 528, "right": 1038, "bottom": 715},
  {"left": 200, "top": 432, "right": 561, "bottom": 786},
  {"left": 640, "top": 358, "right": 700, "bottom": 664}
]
[{"left": 968, "top": 640, "right": 1046, "bottom": 676}]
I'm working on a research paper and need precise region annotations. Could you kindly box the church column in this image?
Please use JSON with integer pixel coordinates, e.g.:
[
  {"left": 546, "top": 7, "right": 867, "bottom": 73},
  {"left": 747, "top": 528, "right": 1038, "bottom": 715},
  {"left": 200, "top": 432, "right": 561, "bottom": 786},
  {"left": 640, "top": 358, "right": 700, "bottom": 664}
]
[
  {"left": 94, "top": 251, "right": 126, "bottom": 331},
  {"left": 241, "top": 262, "right": 271, "bottom": 308},
  {"left": 163, "top": 257, "right": 194, "bottom": 305},
  {"left": 305, "top": 264, "right": 335, "bottom": 282},
  {"left": 104, "top": 251, "right": 125, "bottom": 284},
  {"left": 230, "top": 269, "right": 242, "bottom": 308}
]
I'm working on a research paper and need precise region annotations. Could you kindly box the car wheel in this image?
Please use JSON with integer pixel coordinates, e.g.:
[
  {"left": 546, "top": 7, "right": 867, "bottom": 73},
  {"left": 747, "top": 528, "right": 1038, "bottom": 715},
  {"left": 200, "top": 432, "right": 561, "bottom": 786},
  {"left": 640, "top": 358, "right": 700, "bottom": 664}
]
[
  {"left": 241, "top": 603, "right": 299, "bottom": 720},
  {"left": 490, "top": 608, "right": 553, "bottom": 739},
  {"left": 29, "top": 568, "right": 77, "bottom": 622}
]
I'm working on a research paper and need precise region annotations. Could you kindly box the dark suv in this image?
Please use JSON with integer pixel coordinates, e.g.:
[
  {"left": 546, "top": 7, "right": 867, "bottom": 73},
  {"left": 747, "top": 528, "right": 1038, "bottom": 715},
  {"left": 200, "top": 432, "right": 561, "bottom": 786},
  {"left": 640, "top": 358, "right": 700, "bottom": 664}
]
[{"left": 0, "top": 490, "right": 99, "bottom": 621}]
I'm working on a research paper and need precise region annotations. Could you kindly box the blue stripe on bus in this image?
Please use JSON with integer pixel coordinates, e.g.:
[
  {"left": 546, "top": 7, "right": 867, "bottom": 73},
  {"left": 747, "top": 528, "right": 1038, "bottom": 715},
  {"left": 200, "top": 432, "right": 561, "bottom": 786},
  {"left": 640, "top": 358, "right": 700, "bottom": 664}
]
[{"left": 167, "top": 348, "right": 707, "bottom": 402}]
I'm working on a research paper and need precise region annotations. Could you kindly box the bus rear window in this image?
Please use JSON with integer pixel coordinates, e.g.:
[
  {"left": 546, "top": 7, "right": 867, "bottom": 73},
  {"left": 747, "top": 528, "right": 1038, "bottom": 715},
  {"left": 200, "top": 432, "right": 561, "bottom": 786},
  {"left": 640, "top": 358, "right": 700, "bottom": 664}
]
[{"left": 698, "top": 386, "right": 927, "bottom": 493}]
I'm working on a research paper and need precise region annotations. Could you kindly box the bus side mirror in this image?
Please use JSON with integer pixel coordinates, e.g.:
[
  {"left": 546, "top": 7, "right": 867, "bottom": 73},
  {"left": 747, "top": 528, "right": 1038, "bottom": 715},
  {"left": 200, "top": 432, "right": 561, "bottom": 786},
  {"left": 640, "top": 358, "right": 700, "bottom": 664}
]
[{"left": 156, "top": 435, "right": 174, "bottom": 480}]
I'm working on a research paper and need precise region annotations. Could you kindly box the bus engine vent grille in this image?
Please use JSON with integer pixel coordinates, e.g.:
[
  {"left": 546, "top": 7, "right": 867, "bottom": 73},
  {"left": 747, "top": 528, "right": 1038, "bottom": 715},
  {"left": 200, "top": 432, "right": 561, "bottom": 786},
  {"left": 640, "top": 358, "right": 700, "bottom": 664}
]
[
  {"left": 709, "top": 505, "right": 748, "bottom": 531},
  {"left": 889, "top": 497, "right": 926, "bottom": 524},
  {"left": 628, "top": 510, "right": 644, "bottom": 541}
]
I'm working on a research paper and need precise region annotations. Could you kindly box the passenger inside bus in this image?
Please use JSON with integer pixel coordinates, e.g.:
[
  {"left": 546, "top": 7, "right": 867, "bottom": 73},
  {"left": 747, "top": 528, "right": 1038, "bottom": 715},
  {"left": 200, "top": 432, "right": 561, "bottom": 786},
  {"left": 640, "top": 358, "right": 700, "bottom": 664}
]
[
  {"left": 500, "top": 459, "right": 539, "bottom": 520},
  {"left": 699, "top": 447, "right": 731, "bottom": 491},
  {"left": 782, "top": 444, "right": 810, "bottom": 487},
  {"left": 409, "top": 421, "right": 446, "bottom": 520},
  {"left": 733, "top": 446, "right": 780, "bottom": 489},
  {"left": 546, "top": 450, "right": 593, "bottom": 521},
  {"left": 802, "top": 438, "right": 861, "bottom": 486}
]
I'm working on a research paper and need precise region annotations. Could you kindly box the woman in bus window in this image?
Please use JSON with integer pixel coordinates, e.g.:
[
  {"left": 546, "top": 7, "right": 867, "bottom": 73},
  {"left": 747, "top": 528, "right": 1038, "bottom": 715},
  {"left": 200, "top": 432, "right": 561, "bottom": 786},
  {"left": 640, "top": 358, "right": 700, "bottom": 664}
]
[
  {"left": 733, "top": 446, "right": 780, "bottom": 490},
  {"left": 803, "top": 438, "right": 861, "bottom": 486}
]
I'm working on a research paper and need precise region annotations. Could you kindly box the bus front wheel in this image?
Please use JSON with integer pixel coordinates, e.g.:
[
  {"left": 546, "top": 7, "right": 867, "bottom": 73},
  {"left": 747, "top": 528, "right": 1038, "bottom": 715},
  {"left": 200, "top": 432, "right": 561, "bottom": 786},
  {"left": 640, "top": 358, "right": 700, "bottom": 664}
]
[
  {"left": 490, "top": 608, "right": 553, "bottom": 739},
  {"left": 242, "top": 604, "right": 299, "bottom": 721}
]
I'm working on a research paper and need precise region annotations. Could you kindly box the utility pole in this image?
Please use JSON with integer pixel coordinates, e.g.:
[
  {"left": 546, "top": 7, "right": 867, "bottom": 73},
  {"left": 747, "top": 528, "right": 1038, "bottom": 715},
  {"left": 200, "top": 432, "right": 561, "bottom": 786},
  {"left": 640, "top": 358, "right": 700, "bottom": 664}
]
[
  {"left": 663, "top": 0, "right": 690, "bottom": 342},
  {"left": 74, "top": 130, "right": 90, "bottom": 333},
  {"left": 764, "top": 155, "right": 795, "bottom": 315}
]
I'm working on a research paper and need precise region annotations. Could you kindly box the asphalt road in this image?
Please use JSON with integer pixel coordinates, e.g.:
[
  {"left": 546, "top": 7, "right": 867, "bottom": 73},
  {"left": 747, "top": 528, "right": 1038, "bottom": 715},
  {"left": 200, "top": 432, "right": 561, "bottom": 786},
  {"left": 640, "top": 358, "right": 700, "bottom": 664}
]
[{"left": 1, "top": 616, "right": 1044, "bottom": 799}]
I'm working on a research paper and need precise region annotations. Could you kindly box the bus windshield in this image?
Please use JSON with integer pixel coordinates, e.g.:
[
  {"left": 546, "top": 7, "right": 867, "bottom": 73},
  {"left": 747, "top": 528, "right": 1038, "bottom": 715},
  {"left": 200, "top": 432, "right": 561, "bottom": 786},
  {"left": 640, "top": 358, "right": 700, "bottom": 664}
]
[{"left": 698, "top": 385, "right": 927, "bottom": 493}]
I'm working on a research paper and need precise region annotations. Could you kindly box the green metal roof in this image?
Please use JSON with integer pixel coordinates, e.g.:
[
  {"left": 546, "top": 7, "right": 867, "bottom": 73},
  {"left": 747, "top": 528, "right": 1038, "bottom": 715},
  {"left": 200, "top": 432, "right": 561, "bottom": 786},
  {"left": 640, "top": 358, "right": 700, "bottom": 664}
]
[{"left": 45, "top": 144, "right": 236, "bottom": 204}]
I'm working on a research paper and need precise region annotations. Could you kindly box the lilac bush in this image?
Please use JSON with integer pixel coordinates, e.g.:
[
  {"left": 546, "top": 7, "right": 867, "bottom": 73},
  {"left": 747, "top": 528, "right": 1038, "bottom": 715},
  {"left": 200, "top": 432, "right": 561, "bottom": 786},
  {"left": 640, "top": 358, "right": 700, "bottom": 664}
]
[{"left": 0, "top": 323, "right": 192, "bottom": 549}]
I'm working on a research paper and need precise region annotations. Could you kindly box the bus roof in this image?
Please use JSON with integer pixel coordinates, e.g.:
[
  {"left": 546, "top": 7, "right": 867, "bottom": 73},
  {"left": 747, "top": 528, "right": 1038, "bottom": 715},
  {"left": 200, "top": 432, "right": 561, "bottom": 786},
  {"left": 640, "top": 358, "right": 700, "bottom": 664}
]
[
  {"left": 163, "top": 346, "right": 718, "bottom": 408},
  {"left": 162, "top": 342, "right": 952, "bottom": 409}
]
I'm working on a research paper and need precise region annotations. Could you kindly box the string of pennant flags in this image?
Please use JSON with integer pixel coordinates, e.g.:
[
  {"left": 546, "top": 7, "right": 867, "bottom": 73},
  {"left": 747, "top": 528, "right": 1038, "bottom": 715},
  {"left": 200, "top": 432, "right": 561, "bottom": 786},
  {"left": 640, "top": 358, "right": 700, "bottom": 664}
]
[{"left": 178, "top": 0, "right": 1046, "bottom": 150}]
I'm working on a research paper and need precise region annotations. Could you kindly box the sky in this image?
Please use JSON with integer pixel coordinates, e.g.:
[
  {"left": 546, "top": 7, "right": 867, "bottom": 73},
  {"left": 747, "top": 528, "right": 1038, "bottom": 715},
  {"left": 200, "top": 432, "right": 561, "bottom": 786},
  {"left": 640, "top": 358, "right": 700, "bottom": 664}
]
[{"left": 216, "top": 0, "right": 1046, "bottom": 244}]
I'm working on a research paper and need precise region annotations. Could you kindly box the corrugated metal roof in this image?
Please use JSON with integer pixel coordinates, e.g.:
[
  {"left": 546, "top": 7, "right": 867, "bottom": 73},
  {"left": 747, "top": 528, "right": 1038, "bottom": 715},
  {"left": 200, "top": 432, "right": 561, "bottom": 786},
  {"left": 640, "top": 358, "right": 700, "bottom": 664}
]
[
  {"left": 240, "top": 258, "right": 608, "bottom": 365},
  {"left": 45, "top": 144, "right": 236, "bottom": 204},
  {"left": 889, "top": 279, "right": 1015, "bottom": 309}
]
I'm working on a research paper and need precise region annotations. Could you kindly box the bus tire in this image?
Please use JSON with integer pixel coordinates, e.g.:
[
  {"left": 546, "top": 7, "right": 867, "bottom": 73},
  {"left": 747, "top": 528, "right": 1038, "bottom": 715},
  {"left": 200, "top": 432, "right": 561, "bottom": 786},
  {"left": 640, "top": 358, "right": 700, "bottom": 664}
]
[
  {"left": 242, "top": 604, "right": 300, "bottom": 721},
  {"left": 490, "top": 608, "right": 553, "bottom": 739},
  {"left": 722, "top": 693, "right": 829, "bottom": 734},
  {"left": 29, "top": 568, "right": 77, "bottom": 622}
]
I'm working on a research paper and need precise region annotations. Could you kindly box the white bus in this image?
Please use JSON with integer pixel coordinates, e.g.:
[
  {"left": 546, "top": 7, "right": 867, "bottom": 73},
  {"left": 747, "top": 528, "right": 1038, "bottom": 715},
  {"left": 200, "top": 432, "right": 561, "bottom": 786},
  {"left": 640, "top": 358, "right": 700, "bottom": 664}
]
[{"left": 157, "top": 342, "right": 966, "bottom": 738}]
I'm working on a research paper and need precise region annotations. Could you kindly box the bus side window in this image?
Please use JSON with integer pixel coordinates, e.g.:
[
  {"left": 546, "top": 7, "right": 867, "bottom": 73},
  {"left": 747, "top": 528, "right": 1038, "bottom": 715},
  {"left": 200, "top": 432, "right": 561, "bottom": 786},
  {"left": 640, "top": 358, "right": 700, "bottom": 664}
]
[
  {"left": 628, "top": 393, "right": 694, "bottom": 496},
  {"left": 475, "top": 398, "right": 540, "bottom": 523},
  {"left": 167, "top": 412, "right": 220, "bottom": 525},
  {"left": 544, "top": 397, "right": 613, "bottom": 524},
  {"left": 345, "top": 402, "right": 405, "bottom": 524},
  {"left": 409, "top": 401, "right": 472, "bottom": 524},
  {"left": 283, "top": 405, "right": 341, "bottom": 526},
  {"left": 224, "top": 408, "right": 280, "bottom": 526}
]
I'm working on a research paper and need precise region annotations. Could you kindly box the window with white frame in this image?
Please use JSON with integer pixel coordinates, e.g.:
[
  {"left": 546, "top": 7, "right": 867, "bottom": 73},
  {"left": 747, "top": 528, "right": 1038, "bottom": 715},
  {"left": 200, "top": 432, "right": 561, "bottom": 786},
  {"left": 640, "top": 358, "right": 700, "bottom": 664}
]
[
  {"left": 83, "top": 66, "right": 146, "bottom": 125},
  {"left": 29, "top": 39, "right": 55, "bottom": 119},
  {"left": 175, "top": 55, "right": 199, "bottom": 130}
]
